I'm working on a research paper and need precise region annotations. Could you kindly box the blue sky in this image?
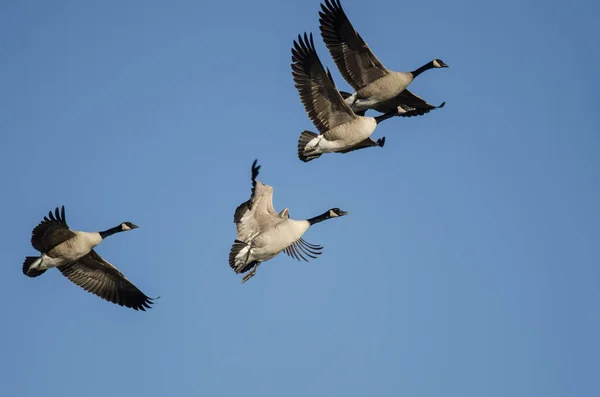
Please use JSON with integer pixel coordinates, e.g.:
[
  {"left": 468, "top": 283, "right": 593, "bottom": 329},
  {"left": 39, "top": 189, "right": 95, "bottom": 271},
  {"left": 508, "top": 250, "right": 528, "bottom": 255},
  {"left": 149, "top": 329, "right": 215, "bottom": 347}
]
[{"left": 1, "top": 0, "right": 598, "bottom": 395}]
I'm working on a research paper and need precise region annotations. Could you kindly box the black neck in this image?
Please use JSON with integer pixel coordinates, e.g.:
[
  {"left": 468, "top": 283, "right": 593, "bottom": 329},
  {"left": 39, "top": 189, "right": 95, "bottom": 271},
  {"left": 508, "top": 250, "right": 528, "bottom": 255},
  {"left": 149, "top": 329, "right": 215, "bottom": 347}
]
[
  {"left": 307, "top": 211, "right": 332, "bottom": 225},
  {"left": 374, "top": 111, "right": 397, "bottom": 124},
  {"left": 410, "top": 61, "right": 435, "bottom": 78},
  {"left": 99, "top": 225, "right": 122, "bottom": 239}
]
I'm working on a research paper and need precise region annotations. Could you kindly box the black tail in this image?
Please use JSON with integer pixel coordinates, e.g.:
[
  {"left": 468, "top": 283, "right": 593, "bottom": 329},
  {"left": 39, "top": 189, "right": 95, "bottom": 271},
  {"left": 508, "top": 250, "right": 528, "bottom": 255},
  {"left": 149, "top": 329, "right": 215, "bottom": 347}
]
[
  {"left": 23, "top": 256, "right": 46, "bottom": 278},
  {"left": 228, "top": 240, "right": 258, "bottom": 274},
  {"left": 298, "top": 130, "right": 322, "bottom": 162}
]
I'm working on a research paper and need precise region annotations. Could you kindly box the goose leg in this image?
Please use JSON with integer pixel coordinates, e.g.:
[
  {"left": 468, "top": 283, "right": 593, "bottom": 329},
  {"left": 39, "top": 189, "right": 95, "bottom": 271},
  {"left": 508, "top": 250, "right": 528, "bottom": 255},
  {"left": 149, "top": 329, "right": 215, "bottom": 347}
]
[{"left": 242, "top": 263, "right": 260, "bottom": 283}]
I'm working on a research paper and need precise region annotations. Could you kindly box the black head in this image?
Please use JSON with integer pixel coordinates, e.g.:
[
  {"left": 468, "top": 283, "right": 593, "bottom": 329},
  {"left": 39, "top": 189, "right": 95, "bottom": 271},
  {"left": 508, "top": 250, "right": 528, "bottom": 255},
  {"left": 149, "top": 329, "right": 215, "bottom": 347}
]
[
  {"left": 433, "top": 59, "right": 449, "bottom": 68},
  {"left": 120, "top": 222, "right": 139, "bottom": 231},
  {"left": 328, "top": 208, "right": 348, "bottom": 217}
]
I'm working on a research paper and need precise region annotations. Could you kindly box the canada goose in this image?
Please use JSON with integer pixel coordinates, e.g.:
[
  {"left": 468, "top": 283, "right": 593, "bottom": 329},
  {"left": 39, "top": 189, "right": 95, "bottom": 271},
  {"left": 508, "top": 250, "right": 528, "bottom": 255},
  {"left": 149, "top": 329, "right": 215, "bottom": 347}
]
[
  {"left": 319, "top": 0, "right": 448, "bottom": 115},
  {"left": 230, "top": 160, "right": 347, "bottom": 283},
  {"left": 22, "top": 206, "right": 155, "bottom": 311},
  {"left": 292, "top": 32, "right": 400, "bottom": 162}
]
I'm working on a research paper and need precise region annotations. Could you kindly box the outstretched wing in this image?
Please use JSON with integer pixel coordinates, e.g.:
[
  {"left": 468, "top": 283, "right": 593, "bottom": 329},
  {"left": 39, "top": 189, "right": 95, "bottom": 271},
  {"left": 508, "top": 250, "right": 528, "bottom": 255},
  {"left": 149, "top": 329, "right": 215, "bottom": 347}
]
[
  {"left": 292, "top": 32, "right": 356, "bottom": 134},
  {"left": 58, "top": 250, "right": 155, "bottom": 311},
  {"left": 319, "top": 0, "right": 389, "bottom": 91},
  {"left": 233, "top": 160, "right": 281, "bottom": 242},
  {"left": 31, "top": 206, "right": 76, "bottom": 253},
  {"left": 283, "top": 238, "right": 324, "bottom": 262}
]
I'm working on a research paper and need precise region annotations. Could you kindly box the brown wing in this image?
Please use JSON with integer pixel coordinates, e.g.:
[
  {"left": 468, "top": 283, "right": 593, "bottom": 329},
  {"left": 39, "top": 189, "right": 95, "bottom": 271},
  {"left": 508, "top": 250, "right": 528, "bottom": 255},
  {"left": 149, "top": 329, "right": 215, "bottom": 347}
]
[
  {"left": 58, "top": 250, "right": 155, "bottom": 311},
  {"left": 31, "top": 206, "right": 76, "bottom": 253},
  {"left": 319, "top": 0, "right": 389, "bottom": 91},
  {"left": 337, "top": 136, "right": 385, "bottom": 154},
  {"left": 292, "top": 32, "right": 356, "bottom": 134},
  {"left": 283, "top": 238, "right": 324, "bottom": 262},
  {"left": 234, "top": 160, "right": 280, "bottom": 242},
  {"left": 234, "top": 160, "right": 262, "bottom": 224}
]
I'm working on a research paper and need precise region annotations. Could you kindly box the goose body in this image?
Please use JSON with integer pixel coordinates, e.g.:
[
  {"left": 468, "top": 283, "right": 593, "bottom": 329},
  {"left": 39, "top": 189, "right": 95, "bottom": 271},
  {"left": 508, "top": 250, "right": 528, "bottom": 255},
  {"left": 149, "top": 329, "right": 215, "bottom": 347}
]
[
  {"left": 239, "top": 219, "right": 311, "bottom": 264},
  {"left": 29, "top": 231, "right": 102, "bottom": 270},
  {"left": 230, "top": 160, "right": 347, "bottom": 283},
  {"left": 292, "top": 33, "right": 398, "bottom": 162},
  {"left": 22, "top": 206, "right": 155, "bottom": 311},
  {"left": 302, "top": 116, "right": 377, "bottom": 154},
  {"left": 319, "top": 0, "right": 447, "bottom": 116}
]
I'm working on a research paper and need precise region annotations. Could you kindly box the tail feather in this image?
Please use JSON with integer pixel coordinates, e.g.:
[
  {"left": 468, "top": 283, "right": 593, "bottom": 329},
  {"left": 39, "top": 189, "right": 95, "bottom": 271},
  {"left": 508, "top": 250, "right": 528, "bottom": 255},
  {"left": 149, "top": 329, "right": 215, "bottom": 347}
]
[
  {"left": 23, "top": 256, "right": 46, "bottom": 278},
  {"left": 297, "top": 131, "right": 322, "bottom": 163},
  {"left": 228, "top": 241, "right": 258, "bottom": 274}
]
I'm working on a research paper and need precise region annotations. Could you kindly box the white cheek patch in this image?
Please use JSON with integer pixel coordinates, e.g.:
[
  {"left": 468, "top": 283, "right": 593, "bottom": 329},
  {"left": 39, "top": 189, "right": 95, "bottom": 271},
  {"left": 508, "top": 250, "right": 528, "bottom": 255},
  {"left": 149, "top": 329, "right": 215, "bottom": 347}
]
[
  {"left": 329, "top": 210, "right": 339, "bottom": 217},
  {"left": 122, "top": 224, "right": 131, "bottom": 231},
  {"left": 433, "top": 59, "right": 441, "bottom": 68}
]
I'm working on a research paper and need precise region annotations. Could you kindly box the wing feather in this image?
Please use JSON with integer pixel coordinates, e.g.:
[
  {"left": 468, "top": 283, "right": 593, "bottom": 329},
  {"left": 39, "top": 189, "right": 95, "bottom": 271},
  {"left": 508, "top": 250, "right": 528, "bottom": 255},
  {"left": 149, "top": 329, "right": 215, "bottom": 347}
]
[
  {"left": 31, "top": 206, "right": 76, "bottom": 253},
  {"left": 319, "top": 0, "right": 389, "bottom": 90},
  {"left": 58, "top": 250, "right": 155, "bottom": 311},
  {"left": 376, "top": 89, "right": 445, "bottom": 116},
  {"left": 283, "top": 238, "right": 324, "bottom": 261},
  {"left": 234, "top": 160, "right": 281, "bottom": 243},
  {"left": 291, "top": 32, "right": 356, "bottom": 134}
]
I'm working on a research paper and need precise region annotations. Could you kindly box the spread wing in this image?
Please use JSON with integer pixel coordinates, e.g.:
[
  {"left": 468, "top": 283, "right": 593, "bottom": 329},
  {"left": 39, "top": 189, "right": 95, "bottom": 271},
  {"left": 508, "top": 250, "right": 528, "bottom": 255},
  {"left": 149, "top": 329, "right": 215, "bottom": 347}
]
[
  {"left": 58, "top": 250, "right": 155, "bottom": 311},
  {"left": 234, "top": 160, "right": 281, "bottom": 242},
  {"left": 31, "top": 206, "right": 76, "bottom": 253},
  {"left": 292, "top": 32, "right": 356, "bottom": 135},
  {"left": 283, "top": 238, "right": 323, "bottom": 262},
  {"left": 319, "top": 0, "right": 389, "bottom": 91},
  {"left": 382, "top": 89, "right": 445, "bottom": 117}
]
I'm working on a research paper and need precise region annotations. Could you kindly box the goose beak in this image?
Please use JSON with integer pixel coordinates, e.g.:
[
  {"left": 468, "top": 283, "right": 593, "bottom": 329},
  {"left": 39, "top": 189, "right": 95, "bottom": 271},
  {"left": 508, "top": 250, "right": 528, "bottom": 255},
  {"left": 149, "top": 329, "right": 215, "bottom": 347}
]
[
  {"left": 130, "top": 223, "right": 139, "bottom": 229},
  {"left": 339, "top": 210, "right": 348, "bottom": 216}
]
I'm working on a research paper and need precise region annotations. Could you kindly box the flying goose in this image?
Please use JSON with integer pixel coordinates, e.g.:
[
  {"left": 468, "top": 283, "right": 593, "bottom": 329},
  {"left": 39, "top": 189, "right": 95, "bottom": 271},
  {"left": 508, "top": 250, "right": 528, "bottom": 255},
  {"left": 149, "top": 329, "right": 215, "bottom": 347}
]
[
  {"left": 22, "top": 206, "right": 155, "bottom": 311},
  {"left": 230, "top": 160, "right": 347, "bottom": 283},
  {"left": 319, "top": 0, "right": 448, "bottom": 116},
  {"left": 292, "top": 32, "right": 400, "bottom": 162}
]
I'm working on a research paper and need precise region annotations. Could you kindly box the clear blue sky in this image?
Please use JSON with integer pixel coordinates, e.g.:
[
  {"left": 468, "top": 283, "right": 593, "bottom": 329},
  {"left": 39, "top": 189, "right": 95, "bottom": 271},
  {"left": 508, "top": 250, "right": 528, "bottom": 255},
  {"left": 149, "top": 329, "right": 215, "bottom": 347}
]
[{"left": 1, "top": 0, "right": 598, "bottom": 396}]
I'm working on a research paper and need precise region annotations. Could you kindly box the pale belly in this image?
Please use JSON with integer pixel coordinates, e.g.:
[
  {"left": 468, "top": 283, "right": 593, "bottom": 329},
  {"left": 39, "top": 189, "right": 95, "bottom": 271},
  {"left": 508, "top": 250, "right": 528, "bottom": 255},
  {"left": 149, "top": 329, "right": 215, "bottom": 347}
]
[
  {"left": 248, "top": 221, "right": 309, "bottom": 262},
  {"left": 42, "top": 234, "right": 98, "bottom": 268},
  {"left": 353, "top": 73, "right": 412, "bottom": 112},
  {"left": 318, "top": 117, "right": 377, "bottom": 152}
]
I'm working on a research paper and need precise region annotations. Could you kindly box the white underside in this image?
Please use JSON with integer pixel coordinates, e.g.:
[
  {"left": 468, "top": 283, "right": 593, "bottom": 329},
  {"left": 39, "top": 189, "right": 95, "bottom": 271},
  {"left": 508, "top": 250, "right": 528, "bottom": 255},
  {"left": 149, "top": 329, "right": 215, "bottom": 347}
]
[
  {"left": 304, "top": 117, "right": 377, "bottom": 157},
  {"left": 233, "top": 219, "right": 310, "bottom": 271},
  {"left": 345, "top": 72, "right": 413, "bottom": 112}
]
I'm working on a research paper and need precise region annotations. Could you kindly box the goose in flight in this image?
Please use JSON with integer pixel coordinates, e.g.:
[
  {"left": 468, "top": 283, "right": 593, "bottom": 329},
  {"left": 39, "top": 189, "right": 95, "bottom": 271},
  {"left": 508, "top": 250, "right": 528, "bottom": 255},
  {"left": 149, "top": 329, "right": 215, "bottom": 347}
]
[
  {"left": 292, "top": 32, "right": 400, "bottom": 162},
  {"left": 319, "top": 0, "right": 448, "bottom": 116},
  {"left": 230, "top": 160, "right": 347, "bottom": 283},
  {"left": 22, "top": 206, "right": 155, "bottom": 311}
]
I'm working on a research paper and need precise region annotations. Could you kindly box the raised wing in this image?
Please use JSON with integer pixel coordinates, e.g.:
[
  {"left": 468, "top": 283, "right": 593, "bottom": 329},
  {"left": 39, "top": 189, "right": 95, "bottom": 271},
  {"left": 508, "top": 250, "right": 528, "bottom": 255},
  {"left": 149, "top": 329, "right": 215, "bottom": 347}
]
[
  {"left": 58, "top": 250, "right": 155, "bottom": 311},
  {"left": 283, "top": 238, "right": 323, "bottom": 262},
  {"left": 319, "top": 0, "right": 389, "bottom": 90},
  {"left": 292, "top": 32, "right": 356, "bottom": 134},
  {"left": 233, "top": 159, "right": 262, "bottom": 224},
  {"left": 31, "top": 206, "right": 76, "bottom": 253},
  {"left": 234, "top": 160, "right": 281, "bottom": 242}
]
